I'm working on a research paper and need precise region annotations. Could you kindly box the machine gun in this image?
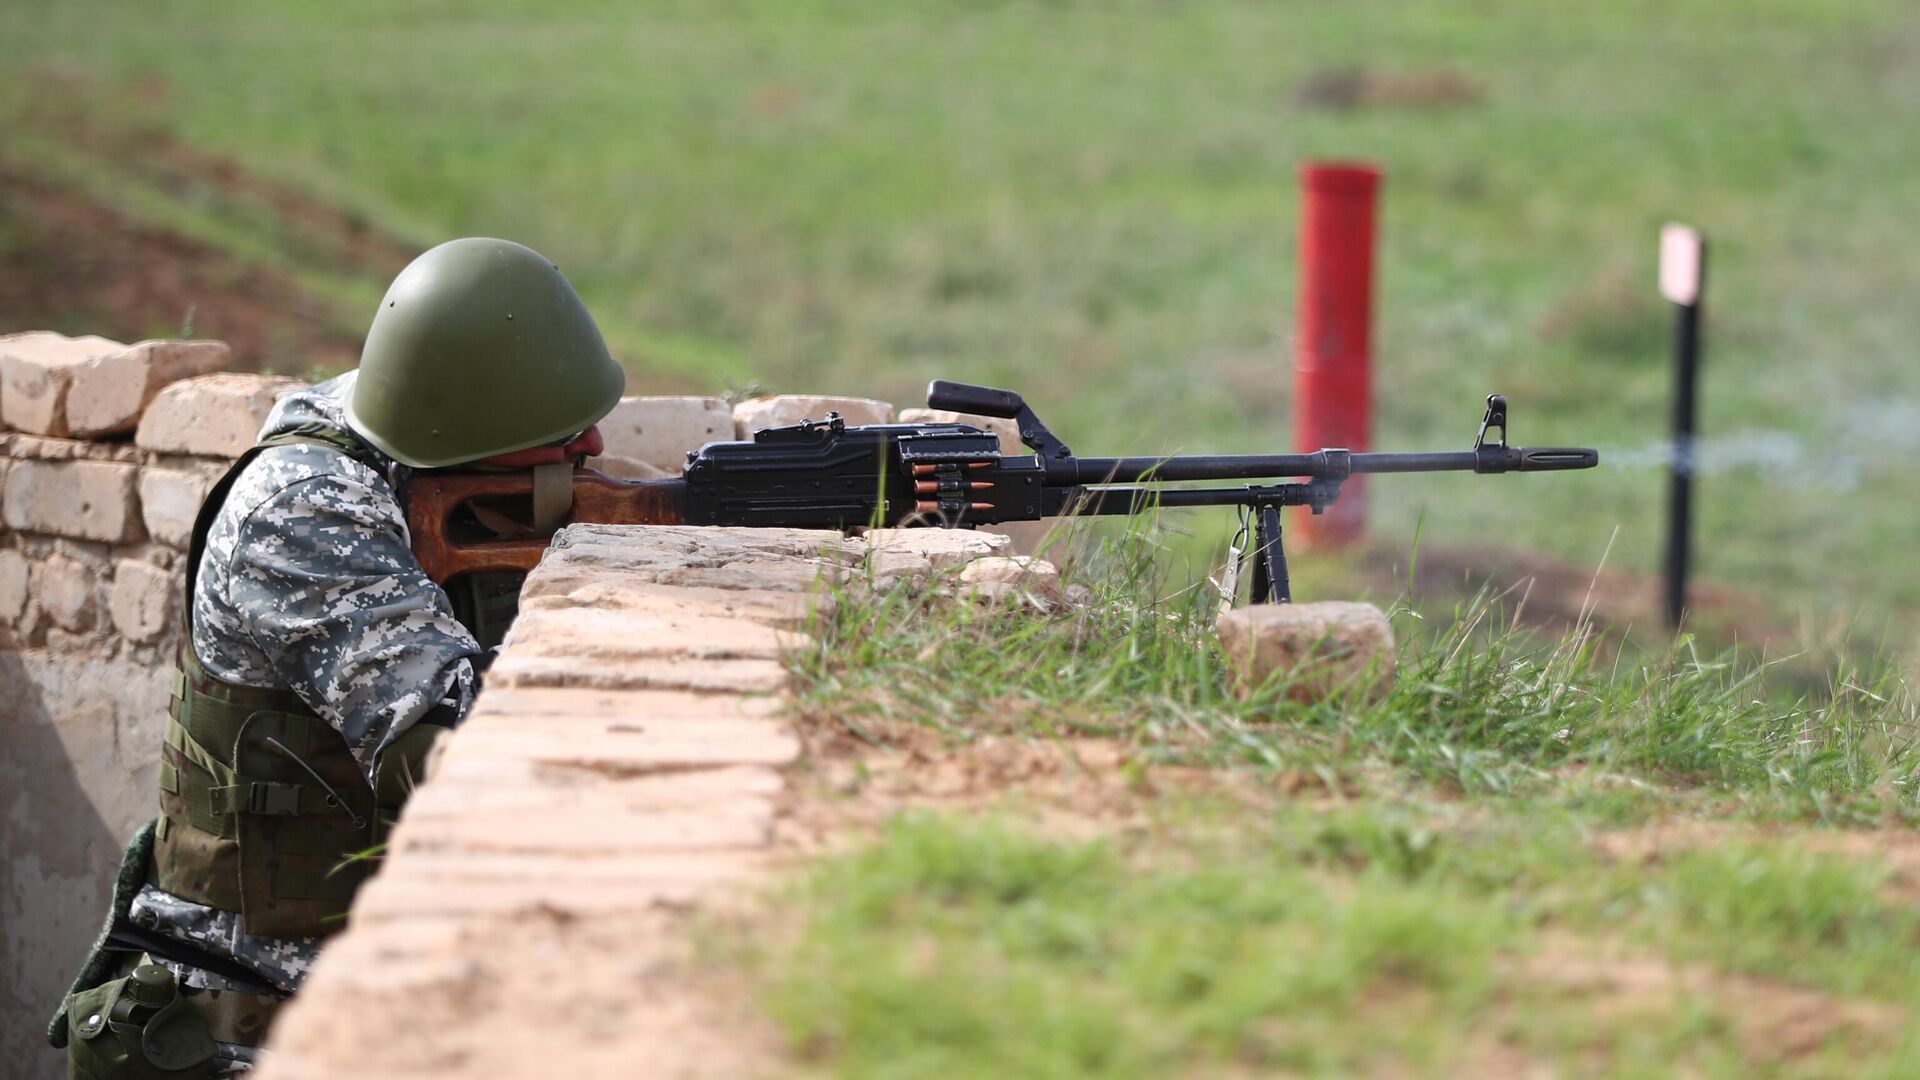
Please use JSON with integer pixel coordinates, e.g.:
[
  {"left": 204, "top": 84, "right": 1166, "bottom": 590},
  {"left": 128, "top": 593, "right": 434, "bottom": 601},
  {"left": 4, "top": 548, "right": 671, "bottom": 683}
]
[{"left": 406, "top": 381, "right": 1598, "bottom": 604}]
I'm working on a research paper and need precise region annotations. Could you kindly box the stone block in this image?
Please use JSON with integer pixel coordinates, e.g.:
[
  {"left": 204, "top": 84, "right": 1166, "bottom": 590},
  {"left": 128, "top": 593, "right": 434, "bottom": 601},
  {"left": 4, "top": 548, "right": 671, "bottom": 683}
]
[
  {"left": 549, "top": 523, "right": 865, "bottom": 567},
  {"left": 0, "top": 331, "right": 126, "bottom": 435},
  {"left": 528, "top": 558, "right": 849, "bottom": 599},
  {"left": 2, "top": 459, "right": 143, "bottom": 543},
  {"left": 107, "top": 560, "right": 174, "bottom": 643},
  {"left": 439, "top": 713, "right": 800, "bottom": 772},
  {"left": 393, "top": 793, "right": 778, "bottom": 856},
  {"left": 418, "top": 761, "right": 784, "bottom": 811},
  {"left": 138, "top": 466, "right": 219, "bottom": 549},
  {"left": 732, "top": 394, "right": 892, "bottom": 437},
  {"left": 519, "top": 579, "right": 824, "bottom": 630},
  {"left": 65, "top": 339, "right": 232, "bottom": 438},
  {"left": 533, "top": 524, "right": 864, "bottom": 596},
  {"left": 349, "top": 851, "right": 764, "bottom": 922},
  {"left": 34, "top": 554, "right": 99, "bottom": 631},
  {"left": 864, "top": 527, "right": 1009, "bottom": 569},
  {"left": 485, "top": 653, "right": 791, "bottom": 694},
  {"left": 135, "top": 373, "right": 305, "bottom": 457},
  {"left": 0, "top": 549, "right": 27, "bottom": 625},
  {"left": 1216, "top": 601, "right": 1397, "bottom": 704},
  {"left": 959, "top": 555, "right": 1063, "bottom": 605},
  {"left": 505, "top": 606, "right": 804, "bottom": 663},
  {"left": 460, "top": 687, "right": 784, "bottom": 725},
  {"left": 596, "top": 395, "right": 733, "bottom": 471}
]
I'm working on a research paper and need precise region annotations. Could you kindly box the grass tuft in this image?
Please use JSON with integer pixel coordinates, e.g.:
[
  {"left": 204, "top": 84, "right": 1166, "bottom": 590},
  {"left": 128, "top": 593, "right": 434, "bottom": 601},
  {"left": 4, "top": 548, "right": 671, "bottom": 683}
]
[{"left": 792, "top": 517, "right": 1920, "bottom": 820}]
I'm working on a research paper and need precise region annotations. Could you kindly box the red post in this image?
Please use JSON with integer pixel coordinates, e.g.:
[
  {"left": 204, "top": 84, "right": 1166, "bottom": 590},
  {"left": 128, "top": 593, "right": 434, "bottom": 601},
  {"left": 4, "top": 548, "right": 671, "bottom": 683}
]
[{"left": 1292, "top": 161, "right": 1381, "bottom": 547}]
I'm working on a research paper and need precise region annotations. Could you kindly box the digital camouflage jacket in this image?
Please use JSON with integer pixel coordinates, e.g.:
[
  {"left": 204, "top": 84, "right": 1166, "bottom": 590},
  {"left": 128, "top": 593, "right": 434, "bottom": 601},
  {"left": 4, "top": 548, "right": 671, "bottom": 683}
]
[{"left": 139, "top": 372, "right": 485, "bottom": 993}]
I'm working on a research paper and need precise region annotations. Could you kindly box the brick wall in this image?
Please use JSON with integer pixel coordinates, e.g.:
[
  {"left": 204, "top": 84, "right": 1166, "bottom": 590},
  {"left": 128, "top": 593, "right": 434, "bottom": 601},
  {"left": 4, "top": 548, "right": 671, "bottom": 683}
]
[
  {"left": 1, "top": 326, "right": 1004, "bottom": 1077},
  {"left": 0, "top": 336, "right": 278, "bottom": 661},
  {"left": 1, "top": 334, "right": 302, "bottom": 1078}
]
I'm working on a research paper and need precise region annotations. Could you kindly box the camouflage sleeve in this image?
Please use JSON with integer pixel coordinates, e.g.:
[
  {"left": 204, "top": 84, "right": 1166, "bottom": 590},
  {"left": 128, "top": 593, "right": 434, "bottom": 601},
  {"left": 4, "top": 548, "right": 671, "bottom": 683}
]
[{"left": 223, "top": 471, "right": 482, "bottom": 783}]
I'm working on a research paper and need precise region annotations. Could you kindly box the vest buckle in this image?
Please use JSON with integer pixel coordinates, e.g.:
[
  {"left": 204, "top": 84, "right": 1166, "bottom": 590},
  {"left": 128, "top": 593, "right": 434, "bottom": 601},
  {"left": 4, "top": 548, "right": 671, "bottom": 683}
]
[{"left": 208, "top": 781, "right": 303, "bottom": 817}]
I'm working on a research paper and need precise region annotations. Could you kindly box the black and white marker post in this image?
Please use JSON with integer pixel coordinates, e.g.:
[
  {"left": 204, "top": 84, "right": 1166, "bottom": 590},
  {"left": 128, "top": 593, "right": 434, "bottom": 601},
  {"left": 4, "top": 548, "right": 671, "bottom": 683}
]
[{"left": 1659, "top": 223, "right": 1706, "bottom": 631}]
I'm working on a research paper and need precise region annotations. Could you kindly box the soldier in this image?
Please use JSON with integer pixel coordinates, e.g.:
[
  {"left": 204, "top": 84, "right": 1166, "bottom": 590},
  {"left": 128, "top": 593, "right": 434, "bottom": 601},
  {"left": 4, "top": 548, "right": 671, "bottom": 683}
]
[{"left": 49, "top": 237, "right": 625, "bottom": 1077}]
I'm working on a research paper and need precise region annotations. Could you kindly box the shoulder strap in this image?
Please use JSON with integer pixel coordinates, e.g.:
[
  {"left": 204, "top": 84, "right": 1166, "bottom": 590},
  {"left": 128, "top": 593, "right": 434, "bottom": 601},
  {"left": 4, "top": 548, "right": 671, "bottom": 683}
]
[
  {"left": 175, "top": 441, "right": 314, "bottom": 718},
  {"left": 180, "top": 430, "right": 393, "bottom": 641},
  {"left": 180, "top": 444, "right": 274, "bottom": 640},
  {"left": 258, "top": 422, "right": 388, "bottom": 473}
]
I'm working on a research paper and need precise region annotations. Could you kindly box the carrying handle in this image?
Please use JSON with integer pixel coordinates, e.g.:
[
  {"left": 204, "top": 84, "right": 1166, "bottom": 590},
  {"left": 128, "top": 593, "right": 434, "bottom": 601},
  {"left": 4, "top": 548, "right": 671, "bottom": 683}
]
[
  {"left": 924, "top": 380, "right": 1072, "bottom": 460},
  {"left": 927, "top": 380, "right": 1026, "bottom": 419}
]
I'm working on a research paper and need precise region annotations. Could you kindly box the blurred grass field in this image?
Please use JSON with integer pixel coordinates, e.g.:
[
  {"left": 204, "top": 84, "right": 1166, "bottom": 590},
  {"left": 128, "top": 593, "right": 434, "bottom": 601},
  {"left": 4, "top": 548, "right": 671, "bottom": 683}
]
[
  {"left": 3, "top": 0, "right": 1918, "bottom": 631},
  {"left": 751, "top": 809, "right": 1920, "bottom": 1076},
  {"left": 7, "top": 5, "right": 1916, "bottom": 1071}
]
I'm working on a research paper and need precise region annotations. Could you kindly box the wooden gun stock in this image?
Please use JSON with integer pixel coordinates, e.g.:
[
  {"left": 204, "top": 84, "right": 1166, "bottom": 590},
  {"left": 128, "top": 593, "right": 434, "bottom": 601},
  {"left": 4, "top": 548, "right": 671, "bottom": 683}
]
[{"left": 406, "top": 469, "right": 687, "bottom": 584}]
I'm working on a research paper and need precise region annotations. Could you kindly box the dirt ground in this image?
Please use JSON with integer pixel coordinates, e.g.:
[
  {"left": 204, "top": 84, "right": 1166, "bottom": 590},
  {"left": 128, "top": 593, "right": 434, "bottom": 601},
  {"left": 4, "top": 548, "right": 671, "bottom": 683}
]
[
  {"left": 760, "top": 713, "right": 1915, "bottom": 1076},
  {"left": 0, "top": 163, "right": 362, "bottom": 371},
  {"left": 1362, "top": 541, "right": 1788, "bottom": 648},
  {"left": 0, "top": 76, "right": 409, "bottom": 371}
]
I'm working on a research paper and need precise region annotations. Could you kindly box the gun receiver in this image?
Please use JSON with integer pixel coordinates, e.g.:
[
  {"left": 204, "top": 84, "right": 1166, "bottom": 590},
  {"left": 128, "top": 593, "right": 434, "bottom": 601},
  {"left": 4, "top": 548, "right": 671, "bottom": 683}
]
[{"left": 405, "top": 382, "right": 1598, "bottom": 604}]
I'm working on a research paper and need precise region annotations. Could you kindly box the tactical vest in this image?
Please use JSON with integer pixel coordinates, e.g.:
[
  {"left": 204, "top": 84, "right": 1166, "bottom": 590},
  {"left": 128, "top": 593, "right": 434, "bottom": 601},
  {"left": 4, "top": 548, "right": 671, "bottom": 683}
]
[{"left": 152, "top": 428, "right": 523, "bottom": 938}]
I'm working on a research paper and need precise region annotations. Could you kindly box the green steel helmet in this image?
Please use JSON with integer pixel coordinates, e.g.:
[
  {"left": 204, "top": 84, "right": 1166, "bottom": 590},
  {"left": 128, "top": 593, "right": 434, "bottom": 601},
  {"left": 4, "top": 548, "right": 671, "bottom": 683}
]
[{"left": 347, "top": 237, "right": 625, "bottom": 468}]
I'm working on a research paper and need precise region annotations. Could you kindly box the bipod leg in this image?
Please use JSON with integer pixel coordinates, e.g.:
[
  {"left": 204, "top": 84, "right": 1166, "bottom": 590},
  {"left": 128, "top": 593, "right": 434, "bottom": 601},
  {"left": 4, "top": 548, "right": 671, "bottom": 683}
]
[{"left": 1249, "top": 503, "right": 1292, "bottom": 604}]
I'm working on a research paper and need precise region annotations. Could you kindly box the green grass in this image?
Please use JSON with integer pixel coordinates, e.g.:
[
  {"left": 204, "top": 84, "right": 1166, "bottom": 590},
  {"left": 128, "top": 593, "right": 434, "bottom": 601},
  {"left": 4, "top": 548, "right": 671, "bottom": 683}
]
[
  {"left": 747, "top": 526, "right": 1920, "bottom": 1074},
  {"left": 793, "top": 519, "right": 1920, "bottom": 823},
  {"left": 3, "top": 0, "right": 1919, "bottom": 628},
  {"left": 749, "top": 807, "right": 1920, "bottom": 1077}
]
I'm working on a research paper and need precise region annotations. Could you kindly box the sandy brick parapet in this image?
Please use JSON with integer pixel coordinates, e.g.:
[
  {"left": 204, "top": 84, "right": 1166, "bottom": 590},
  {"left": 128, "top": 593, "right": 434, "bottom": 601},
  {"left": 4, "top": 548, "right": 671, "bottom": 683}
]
[{"left": 254, "top": 523, "right": 1009, "bottom": 1079}]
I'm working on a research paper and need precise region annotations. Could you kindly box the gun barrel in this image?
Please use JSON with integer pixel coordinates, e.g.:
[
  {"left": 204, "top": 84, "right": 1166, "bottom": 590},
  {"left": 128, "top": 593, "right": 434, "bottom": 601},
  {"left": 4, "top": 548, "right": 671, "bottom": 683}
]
[
  {"left": 1064, "top": 446, "right": 1596, "bottom": 484},
  {"left": 1352, "top": 451, "right": 1478, "bottom": 473},
  {"left": 1064, "top": 451, "right": 1344, "bottom": 484}
]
